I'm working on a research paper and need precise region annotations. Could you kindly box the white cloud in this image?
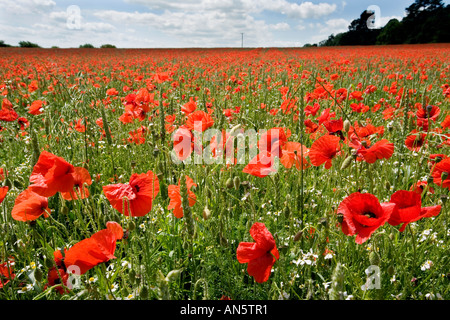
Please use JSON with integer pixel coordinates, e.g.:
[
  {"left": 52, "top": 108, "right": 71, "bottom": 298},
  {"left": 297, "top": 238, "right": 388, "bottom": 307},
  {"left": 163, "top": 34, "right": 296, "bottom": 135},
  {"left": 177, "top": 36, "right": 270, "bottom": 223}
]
[{"left": 269, "top": 22, "right": 290, "bottom": 31}]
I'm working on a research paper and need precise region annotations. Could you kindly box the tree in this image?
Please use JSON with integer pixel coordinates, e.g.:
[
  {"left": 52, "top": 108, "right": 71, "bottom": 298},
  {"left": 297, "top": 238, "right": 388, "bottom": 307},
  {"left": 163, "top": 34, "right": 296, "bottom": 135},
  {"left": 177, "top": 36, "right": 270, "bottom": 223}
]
[
  {"left": 405, "top": 0, "right": 444, "bottom": 18},
  {"left": 0, "top": 40, "right": 12, "bottom": 47},
  {"left": 100, "top": 44, "right": 116, "bottom": 48},
  {"left": 79, "top": 43, "right": 95, "bottom": 48},
  {"left": 19, "top": 41, "right": 41, "bottom": 48},
  {"left": 376, "top": 19, "right": 404, "bottom": 45}
]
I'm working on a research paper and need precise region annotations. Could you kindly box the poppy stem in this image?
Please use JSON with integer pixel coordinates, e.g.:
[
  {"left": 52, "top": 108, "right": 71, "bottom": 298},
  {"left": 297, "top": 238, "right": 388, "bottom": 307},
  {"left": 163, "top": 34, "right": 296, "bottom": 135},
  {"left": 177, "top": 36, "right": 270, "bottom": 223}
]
[{"left": 407, "top": 224, "right": 417, "bottom": 271}]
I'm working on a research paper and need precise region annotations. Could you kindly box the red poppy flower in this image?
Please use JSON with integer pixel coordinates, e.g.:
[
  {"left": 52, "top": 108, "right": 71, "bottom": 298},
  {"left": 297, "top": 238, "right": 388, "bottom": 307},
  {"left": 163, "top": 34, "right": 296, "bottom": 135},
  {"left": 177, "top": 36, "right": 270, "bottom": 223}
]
[
  {"left": 431, "top": 158, "right": 450, "bottom": 188},
  {"left": 103, "top": 170, "right": 159, "bottom": 217},
  {"left": 309, "top": 135, "right": 341, "bottom": 169},
  {"left": 0, "top": 107, "right": 18, "bottom": 122},
  {"left": 350, "top": 138, "right": 395, "bottom": 164},
  {"left": 185, "top": 110, "right": 214, "bottom": 132},
  {"left": 441, "top": 115, "right": 450, "bottom": 130},
  {"left": 388, "top": 190, "right": 441, "bottom": 232},
  {"left": 29, "top": 151, "right": 75, "bottom": 197},
  {"left": 46, "top": 267, "right": 69, "bottom": 295},
  {"left": 236, "top": 222, "right": 279, "bottom": 283},
  {"left": 243, "top": 152, "right": 278, "bottom": 178},
  {"left": 181, "top": 97, "right": 197, "bottom": 114},
  {"left": 337, "top": 192, "right": 396, "bottom": 244},
  {"left": 323, "top": 118, "right": 343, "bottom": 135},
  {"left": 11, "top": 189, "right": 50, "bottom": 222},
  {"left": 0, "top": 258, "right": 15, "bottom": 289},
  {"left": 52, "top": 227, "right": 119, "bottom": 278},
  {"left": 172, "top": 126, "right": 194, "bottom": 161},
  {"left": 28, "top": 100, "right": 44, "bottom": 115},
  {"left": 106, "top": 221, "right": 124, "bottom": 240},
  {"left": 304, "top": 119, "right": 319, "bottom": 134},
  {"left": 410, "top": 180, "right": 434, "bottom": 194},
  {"left": 60, "top": 167, "right": 92, "bottom": 201},
  {"left": 258, "top": 127, "right": 288, "bottom": 157},
  {"left": 168, "top": 175, "right": 197, "bottom": 218},
  {"left": 405, "top": 130, "right": 426, "bottom": 152},
  {"left": 0, "top": 186, "right": 8, "bottom": 205},
  {"left": 416, "top": 105, "right": 440, "bottom": 122},
  {"left": 280, "top": 142, "right": 310, "bottom": 170}
]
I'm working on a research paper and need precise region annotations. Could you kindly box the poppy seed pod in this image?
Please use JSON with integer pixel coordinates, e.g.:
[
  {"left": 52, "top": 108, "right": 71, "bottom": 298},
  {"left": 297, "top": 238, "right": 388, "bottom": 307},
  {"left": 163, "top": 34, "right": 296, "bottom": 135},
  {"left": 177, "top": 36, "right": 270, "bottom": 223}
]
[
  {"left": 233, "top": 176, "right": 241, "bottom": 190},
  {"left": 44, "top": 257, "right": 54, "bottom": 269},
  {"left": 340, "top": 155, "right": 353, "bottom": 170},
  {"left": 203, "top": 206, "right": 211, "bottom": 220},
  {"left": 34, "top": 268, "right": 44, "bottom": 282},
  {"left": 343, "top": 119, "right": 351, "bottom": 132},
  {"left": 226, "top": 178, "right": 234, "bottom": 189},
  {"left": 369, "top": 251, "right": 380, "bottom": 266},
  {"left": 387, "top": 265, "right": 395, "bottom": 276},
  {"left": 140, "top": 285, "right": 149, "bottom": 300}
]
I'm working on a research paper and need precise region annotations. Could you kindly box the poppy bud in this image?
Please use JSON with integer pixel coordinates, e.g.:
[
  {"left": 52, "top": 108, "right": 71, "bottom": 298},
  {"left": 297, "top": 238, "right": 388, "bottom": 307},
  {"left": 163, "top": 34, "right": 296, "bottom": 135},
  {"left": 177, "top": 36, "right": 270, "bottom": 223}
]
[
  {"left": 294, "top": 230, "right": 303, "bottom": 242},
  {"left": 434, "top": 156, "right": 443, "bottom": 164},
  {"left": 166, "top": 269, "right": 182, "bottom": 282},
  {"left": 13, "top": 177, "right": 24, "bottom": 189},
  {"left": 385, "top": 181, "right": 391, "bottom": 190},
  {"left": 343, "top": 119, "right": 351, "bottom": 133},
  {"left": 203, "top": 206, "right": 211, "bottom": 220},
  {"left": 440, "top": 194, "right": 448, "bottom": 204},
  {"left": 153, "top": 148, "right": 160, "bottom": 157},
  {"left": 129, "top": 269, "right": 136, "bottom": 284},
  {"left": 140, "top": 285, "right": 149, "bottom": 300},
  {"left": 4, "top": 178, "right": 12, "bottom": 188},
  {"left": 340, "top": 156, "right": 353, "bottom": 170},
  {"left": 387, "top": 265, "right": 395, "bottom": 276},
  {"left": 61, "top": 205, "right": 69, "bottom": 215},
  {"left": 128, "top": 220, "right": 136, "bottom": 231},
  {"left": 337, "top": 213, "right": 344, "bottom": 224},
  {"left": 44, "top": 257, "right": 54, "bottom": 269},
  {"left": 427, "top": 175, "right": 434, "bottom": 184},
  {"left": 441, "top": 172, "right": 449, "bottom": 181},
  {"left": 226, "top": 178, "right": 233, "bottom": 189},
  {"left": 233, "top": 176, "right": 241, "bottom": 190},
  {"left": 369, "top": 251, "right": 380, "bottom": 266},
  {"left": 34, "top": 268, "right": 44, "bottom": 282}
]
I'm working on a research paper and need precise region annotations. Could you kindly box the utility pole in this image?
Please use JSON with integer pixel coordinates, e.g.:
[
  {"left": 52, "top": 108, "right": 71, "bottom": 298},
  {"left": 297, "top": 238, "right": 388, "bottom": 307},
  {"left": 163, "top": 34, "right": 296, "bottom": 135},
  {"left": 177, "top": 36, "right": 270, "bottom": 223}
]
[{"left": 241, "top": 33, "right": 244, "bottom": 48}]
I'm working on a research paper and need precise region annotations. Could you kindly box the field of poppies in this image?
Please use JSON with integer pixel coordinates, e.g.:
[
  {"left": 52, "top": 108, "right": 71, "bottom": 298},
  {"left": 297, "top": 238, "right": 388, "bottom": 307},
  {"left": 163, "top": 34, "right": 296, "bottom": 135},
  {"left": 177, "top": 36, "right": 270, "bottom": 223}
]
[{"left": 0, "top": 44, "right": 449, "bottom": 301}]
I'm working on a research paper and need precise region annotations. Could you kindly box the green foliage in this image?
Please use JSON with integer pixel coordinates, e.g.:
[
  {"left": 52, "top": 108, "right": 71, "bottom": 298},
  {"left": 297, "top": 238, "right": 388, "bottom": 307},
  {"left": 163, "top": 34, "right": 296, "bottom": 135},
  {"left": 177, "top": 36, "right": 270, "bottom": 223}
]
[
  {"left": 18, "top": 41, "right": 40, "bottom": 48},
  {"left": 100, "top": 44, "right": 116, "bottom": 48},
  {"left": 79, "top": 43, "right": 95, "bottom": 48},
  {"left": 319, "top": 0, "right": 450, "bottom": 46},
  {"left": 0, "top": 40, "right": 12, "bottom": 47}
]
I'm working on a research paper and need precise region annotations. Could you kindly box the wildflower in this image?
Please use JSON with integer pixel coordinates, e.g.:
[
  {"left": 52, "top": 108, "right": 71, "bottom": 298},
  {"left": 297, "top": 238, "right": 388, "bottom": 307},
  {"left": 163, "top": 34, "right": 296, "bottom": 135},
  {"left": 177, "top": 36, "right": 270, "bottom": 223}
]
[
  {"left": 388, "top": 190, "right": 441, "bottom": 232},
  {"left": 28, "top": 151, "right": 75, "bottom": 197},
  {"left": 11, "top": 189, "right": 50, "bottom": 222},
  {"left": 309, "top": 135, "right": 341, "bottom": 169},
  {"left": 60, "top": 167, "right": 92, "bottom": 200},
  {"left": 421, "top": 260, "right": 433, "bottom": 271},
  {"left": 103, "top": 170, "right": 160, "bottom": 217},
  {"left": 0, "top": 186, "right": 8, "bottom": 205},
  {"left": 168, "top": 175, "right": 197, "bottom": 218},
  {"left": 280, "top": 142, "right": 310, "bottom": 170},
  {"left": 337, "top": 192, "right": 396, "bottom": 244},
  {"left": 236, "top": 222, "right": 279, "bottom": 283}
]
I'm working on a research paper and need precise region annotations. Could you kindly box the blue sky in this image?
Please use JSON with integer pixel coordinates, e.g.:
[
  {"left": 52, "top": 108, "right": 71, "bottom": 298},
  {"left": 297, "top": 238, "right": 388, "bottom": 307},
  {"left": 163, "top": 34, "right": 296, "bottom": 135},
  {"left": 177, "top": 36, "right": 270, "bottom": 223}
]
[{"left": 0, "top": 0, "right": 448, "bottom": 48}]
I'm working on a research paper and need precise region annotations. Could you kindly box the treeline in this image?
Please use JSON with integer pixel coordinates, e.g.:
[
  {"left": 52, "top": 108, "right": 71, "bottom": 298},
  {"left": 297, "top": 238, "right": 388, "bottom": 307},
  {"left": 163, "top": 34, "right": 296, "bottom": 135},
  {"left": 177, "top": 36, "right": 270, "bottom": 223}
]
[
  {"left": 0, "top": 41, "right": 116, "bottom": 48},
  {"left": 319, "top": 0, "right": 450, "bottom": 46}
]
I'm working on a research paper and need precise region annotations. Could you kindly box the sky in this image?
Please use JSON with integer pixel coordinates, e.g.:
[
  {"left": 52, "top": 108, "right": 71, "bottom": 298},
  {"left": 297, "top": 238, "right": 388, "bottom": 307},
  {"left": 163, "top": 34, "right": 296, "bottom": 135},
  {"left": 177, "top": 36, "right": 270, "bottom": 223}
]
[{"left": 0, "top": 0, "right": 449, "bottom": 48}]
